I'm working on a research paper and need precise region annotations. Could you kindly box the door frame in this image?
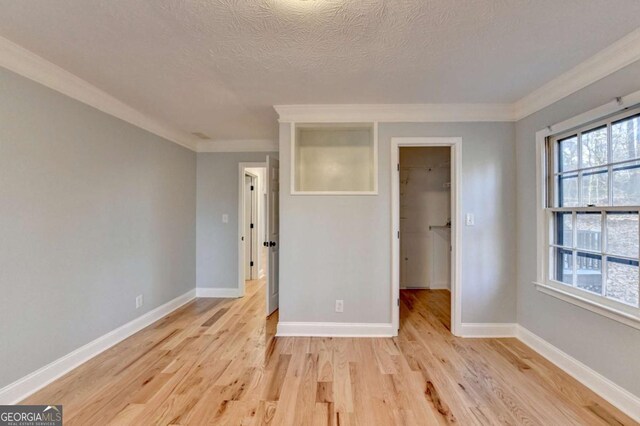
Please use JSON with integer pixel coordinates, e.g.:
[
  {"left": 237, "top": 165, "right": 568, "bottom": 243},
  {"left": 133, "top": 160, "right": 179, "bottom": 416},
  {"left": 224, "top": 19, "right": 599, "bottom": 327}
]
[
  {"left": 391, "top": 137, "right": 462, "bottom": 336},
  {"left": 238, "top": 162, "right": 266, "bottom": 296}
]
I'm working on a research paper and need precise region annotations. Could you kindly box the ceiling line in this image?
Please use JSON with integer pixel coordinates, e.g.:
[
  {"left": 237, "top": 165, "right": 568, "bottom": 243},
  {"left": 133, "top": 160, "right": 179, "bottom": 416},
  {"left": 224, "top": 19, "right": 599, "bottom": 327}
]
[
  {"left": 0, "top": 35, "right": 199, "bottom": 151},
  {"left": 2, "top": 27, "right": 640, "bottom": 152}
]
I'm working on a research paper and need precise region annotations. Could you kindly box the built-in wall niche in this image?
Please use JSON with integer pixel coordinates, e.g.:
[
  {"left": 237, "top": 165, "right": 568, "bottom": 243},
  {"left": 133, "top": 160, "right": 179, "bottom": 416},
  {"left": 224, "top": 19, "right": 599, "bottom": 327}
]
[{"left": 292, "top": 123, "right": 378, "bottom": 194}]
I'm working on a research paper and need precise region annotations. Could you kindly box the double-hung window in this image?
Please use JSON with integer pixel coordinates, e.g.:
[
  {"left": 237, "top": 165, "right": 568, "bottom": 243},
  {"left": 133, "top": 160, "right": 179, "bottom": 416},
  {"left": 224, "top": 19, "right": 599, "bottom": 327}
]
[{"left": 544, "top": 108, "right": 640, "bottom": 318}]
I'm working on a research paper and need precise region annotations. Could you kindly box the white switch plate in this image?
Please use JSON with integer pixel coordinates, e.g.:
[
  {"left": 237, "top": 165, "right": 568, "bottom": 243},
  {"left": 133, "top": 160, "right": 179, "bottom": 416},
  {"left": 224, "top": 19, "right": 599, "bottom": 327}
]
[
  {"left": 335, "top": 300, "right": 344, "bottom": 313},
  {"left": 222, "top": 214, "right": 229, "bottom": 223},
  {"left": 135, "top": 294, "right": 143, "bottom": 309},
  {"left": 465, "top": 213, "right": 475, "bottom": 226}
]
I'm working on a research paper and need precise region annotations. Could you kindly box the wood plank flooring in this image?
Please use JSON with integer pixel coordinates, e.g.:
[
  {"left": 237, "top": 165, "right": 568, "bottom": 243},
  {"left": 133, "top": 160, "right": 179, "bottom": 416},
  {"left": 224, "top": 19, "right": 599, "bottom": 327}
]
[{"left": 23, "top": 280, "right": 636, "bottom": 425}]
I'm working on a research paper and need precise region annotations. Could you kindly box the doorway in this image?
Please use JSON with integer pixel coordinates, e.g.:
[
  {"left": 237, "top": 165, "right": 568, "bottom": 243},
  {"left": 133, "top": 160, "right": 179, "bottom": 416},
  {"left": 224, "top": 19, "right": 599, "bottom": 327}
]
[
  {"left": 400, "top": 147, "right": 451, "bottom": 290},
  {"left": 238, "top": 158, "right": 279, "bottom": 317},
  {"left": 239, "top": 163, "right": 266, "bottom": 300},
  {"left": 243, "top": 171, "right": 259, "bottom": 281},
  {"left": 391, "top": 137, "right": 462, "bottom": 336}
]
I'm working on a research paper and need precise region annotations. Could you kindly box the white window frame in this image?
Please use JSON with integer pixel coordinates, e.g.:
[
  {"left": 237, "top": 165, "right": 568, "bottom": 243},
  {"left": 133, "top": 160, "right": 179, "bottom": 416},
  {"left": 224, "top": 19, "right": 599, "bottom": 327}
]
[
  {"left": 290, "top": 122, "right": 379, "bottom": 195},
  {"left": 535, "top": 90, "right": 640, "bottom": 330}
]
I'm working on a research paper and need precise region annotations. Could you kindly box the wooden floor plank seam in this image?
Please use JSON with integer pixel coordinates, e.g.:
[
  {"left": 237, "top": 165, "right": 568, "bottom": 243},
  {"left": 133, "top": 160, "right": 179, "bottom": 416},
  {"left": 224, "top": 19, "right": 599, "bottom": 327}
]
[{"left": 21, "top": 281, "right": 637, "bottom": 425}]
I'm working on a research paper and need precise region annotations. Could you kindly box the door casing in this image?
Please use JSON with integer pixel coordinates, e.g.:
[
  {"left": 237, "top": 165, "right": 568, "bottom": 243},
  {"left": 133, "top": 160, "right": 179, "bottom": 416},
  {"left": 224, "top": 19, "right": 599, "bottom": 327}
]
[{"left": 391, "top": 137, "right": 462, "bottom": 336}]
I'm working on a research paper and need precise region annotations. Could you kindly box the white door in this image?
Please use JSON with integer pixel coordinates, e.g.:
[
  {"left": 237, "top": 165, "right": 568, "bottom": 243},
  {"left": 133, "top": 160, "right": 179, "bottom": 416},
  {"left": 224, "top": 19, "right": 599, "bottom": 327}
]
[{"left": 266, "top": 156, "right": 279, "bottom": 315}]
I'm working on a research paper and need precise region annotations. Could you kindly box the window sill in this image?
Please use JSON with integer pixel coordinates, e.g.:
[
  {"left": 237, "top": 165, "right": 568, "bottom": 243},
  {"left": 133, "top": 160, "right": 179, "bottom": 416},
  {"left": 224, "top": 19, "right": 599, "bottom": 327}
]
[{"left": 533, "top": 281, "right": 640, "bottom": 331}]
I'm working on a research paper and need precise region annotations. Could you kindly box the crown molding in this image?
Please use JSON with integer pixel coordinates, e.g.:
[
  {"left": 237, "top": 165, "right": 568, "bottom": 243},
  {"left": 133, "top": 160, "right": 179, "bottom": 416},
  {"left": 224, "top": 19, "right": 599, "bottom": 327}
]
[
  {"left": 276, "top": 29, "right": 640, "bottom": 124},
  {"left": 514, "top": 28, "right": 640, "bottom": 121},
  {"left": 0, "top": 35, "right": 198, "bottom": 151},
  {"left": 197, "top": 139, "right": 278, "bottom": 153},
  {"left": 274, "top": 103, "right": 516, "bottom": 123},
  {"left": 4, "top": 25, "right": 640, "bottom": 146}
]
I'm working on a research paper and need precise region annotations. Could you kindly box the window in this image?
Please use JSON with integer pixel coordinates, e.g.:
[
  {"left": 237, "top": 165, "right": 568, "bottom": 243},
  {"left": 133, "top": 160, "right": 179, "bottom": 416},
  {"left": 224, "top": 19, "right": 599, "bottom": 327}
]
[
  {"left": 545, "top": 109, "right": 640, "bottom": 314},
  {"left": 292, "top": 123, "right": 377, "bottom": 194}
]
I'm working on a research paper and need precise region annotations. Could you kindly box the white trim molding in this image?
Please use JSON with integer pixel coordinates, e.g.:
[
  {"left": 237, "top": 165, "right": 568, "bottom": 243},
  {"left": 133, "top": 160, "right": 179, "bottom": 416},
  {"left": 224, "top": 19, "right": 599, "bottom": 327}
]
[
  {"left": 534, "top": 90, "right": 640, "bottom": 331},
  {"left": 0, "top": 35, "right": 198, "bottom": 151},
  {"left": 290, "top": 122, "right": 379, "bottom": 196},
  {"left": 238, "top": 162, "right": 268, "bottom": 297},
  {"left": 517, "top": 325, "right": 640, "bottom": 423},
  {"left": 198, "top": 139, "right": 278, "bottom": 153},
  {"left": 275, "top": 29, "right": 640, "bottom": 125},
  {"left": 514, "top": 28, "right": 640, "bottom": 120},
  {"left": 275, "top": 104, "right": 515, "bottom": 123},
  {"left": 459, "top": 323, "right": 518, "bottom": 338},
  {"left": 195, "top": 287, "right": 242, "bottom": 298},
  {"left": 391, "top": 137, "right": 462, "bottom": 337},
  {"left": 0, "top": 289, "right": 196, "bottom": 405},
  {"left": 534, "top": 282, "right": 640, "bottom": 331},
  {"left": 276, "top": 322, "right": 395, "bottom": 337}
]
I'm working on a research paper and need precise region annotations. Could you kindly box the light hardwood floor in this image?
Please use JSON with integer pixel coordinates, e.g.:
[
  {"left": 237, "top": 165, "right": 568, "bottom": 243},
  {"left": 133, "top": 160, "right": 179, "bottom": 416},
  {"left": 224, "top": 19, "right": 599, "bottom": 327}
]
[{"left": 23, "top": 280, "right": 636, "bottom": 425}]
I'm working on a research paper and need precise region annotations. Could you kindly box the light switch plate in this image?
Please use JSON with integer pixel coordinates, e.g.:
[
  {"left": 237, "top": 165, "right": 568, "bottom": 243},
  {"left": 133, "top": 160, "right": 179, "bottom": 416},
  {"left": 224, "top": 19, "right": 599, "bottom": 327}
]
[
  {"left": 465, "top": 213, "right": 475, "bottom": 226},
  {"left": 222, "top": 214, "right": 229, "bottom": 223}
]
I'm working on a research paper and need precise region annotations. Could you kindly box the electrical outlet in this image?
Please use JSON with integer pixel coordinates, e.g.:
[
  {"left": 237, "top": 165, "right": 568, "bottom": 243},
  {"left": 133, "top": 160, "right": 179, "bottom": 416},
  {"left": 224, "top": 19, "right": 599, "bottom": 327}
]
[
  {"left": 335, "top": 300, "right": 344, "bottom": 313},
  {"left": 222, "top": 214, "right": 229, "bottom": 223},
  {"left": 465, "top": 213, "right": 475, "bottom": 226},
  {"left": 135, "top": 294, "right": 143, "bottom": 309}
]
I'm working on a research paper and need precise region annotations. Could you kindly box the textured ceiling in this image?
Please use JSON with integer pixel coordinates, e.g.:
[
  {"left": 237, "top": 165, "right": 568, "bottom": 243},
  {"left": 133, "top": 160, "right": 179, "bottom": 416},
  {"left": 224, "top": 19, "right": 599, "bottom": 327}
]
[{"left": 0, "top": 0, "right": 639, "bottom": 142}]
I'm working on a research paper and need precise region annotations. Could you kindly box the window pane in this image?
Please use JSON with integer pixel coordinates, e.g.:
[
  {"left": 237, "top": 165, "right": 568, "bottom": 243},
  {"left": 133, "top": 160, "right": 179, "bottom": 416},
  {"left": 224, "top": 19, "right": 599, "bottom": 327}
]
[
  {"left": 612, "top": 161, "right": 640, "bottom": 206},
  {"left": 581, "top": 126, "right": 608, "bottom": 168},
  {"left": 606, "top": 213, "right": 639, "bottom": 258},
  {"left": 612, "top": 114, "right": 640, "bottom": 163},
  {"left": 576, "top": 252, "right": 602, "bottom": 294},
  {"left": 606, "top": 258, "right": 639, "bottom": 307},
  {"left": 555, "top": 212, "right": 573, "bottom": 247},
  {"left": 554, "top": 248, "right": 573, "bottom": 285},
  {"left": 558, "top": 136, "right": 578, "bottom": 172},
  {"left": 581, "top": 168, "right": 608, "bottom": 206},
  {"left": 576, "top": 212, "right": 602, "bottom": 251},
  {"left": 558, "top": 173, "right": 578, "bottom": 207}
]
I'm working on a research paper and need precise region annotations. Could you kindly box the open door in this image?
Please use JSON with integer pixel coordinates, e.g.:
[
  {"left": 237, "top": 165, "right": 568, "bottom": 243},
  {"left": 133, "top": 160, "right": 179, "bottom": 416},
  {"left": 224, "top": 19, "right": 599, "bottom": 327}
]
[{"left": 266, "top": 156, "right": 279, "bottom": 315}]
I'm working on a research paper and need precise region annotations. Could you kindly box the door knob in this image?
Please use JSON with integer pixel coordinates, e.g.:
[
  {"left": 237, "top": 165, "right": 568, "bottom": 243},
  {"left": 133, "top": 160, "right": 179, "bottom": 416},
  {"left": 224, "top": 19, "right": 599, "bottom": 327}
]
[{"left": 269, "top": 241, "right": 277, "bottom": 247}]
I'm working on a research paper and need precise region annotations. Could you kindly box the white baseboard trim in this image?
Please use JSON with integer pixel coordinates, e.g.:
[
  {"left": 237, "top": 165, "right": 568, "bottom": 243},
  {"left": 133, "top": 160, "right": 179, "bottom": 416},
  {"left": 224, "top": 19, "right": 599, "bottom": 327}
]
[
  {"left": 516, "top": 325, "right": 640, "bottom": 423},
  {"left": 277, "top": 321, "right": 395, "bottom": 337},
  {"left": 459, "top": 323, "right": 518, "bottom": 338},
  {"left": 195, "top": 287, "right": 242, "bottom": 298},
  {"left": 0, "top": 289, "right": 196, "bottom": 405},
  {"left": 429, "top": 281, "right": 451, "bottom": 290}
]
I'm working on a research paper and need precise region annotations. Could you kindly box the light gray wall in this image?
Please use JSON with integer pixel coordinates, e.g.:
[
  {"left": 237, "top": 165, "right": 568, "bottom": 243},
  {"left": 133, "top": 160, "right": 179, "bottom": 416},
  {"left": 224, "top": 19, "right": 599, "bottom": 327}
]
[
  {"left": 516, "top": 60, "right": 640, "bottom": 396},
  {"left": 0, "top": 68, "right": 196, "bottom": 388},
  {"left": 196, "top": 152, "right": 275, "bottom": 289},
  {"left": 279, "top": 121, "right": 516, "bottom": 324}
]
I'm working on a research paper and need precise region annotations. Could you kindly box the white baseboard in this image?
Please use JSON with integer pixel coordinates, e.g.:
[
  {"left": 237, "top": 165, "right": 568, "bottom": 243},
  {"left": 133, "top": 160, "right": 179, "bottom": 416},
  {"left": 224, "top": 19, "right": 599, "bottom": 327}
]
[
  {"left": 516, "top": 325, "right": 640, "bottom": 423},
  {"left": 459, "top": 323, "right": 518, "bottom": 338},
  {"left": 276, "top": 321, "right": 395, "bottom": 337},
  {"left": 0, "top": 289, "right": 196, "bottom": 405},
  {"left": 195, "top": 287, "right": 241, "bottom": 298},
  {"left": 429, "top": 280, "right": 450, "bottom": 290}
]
